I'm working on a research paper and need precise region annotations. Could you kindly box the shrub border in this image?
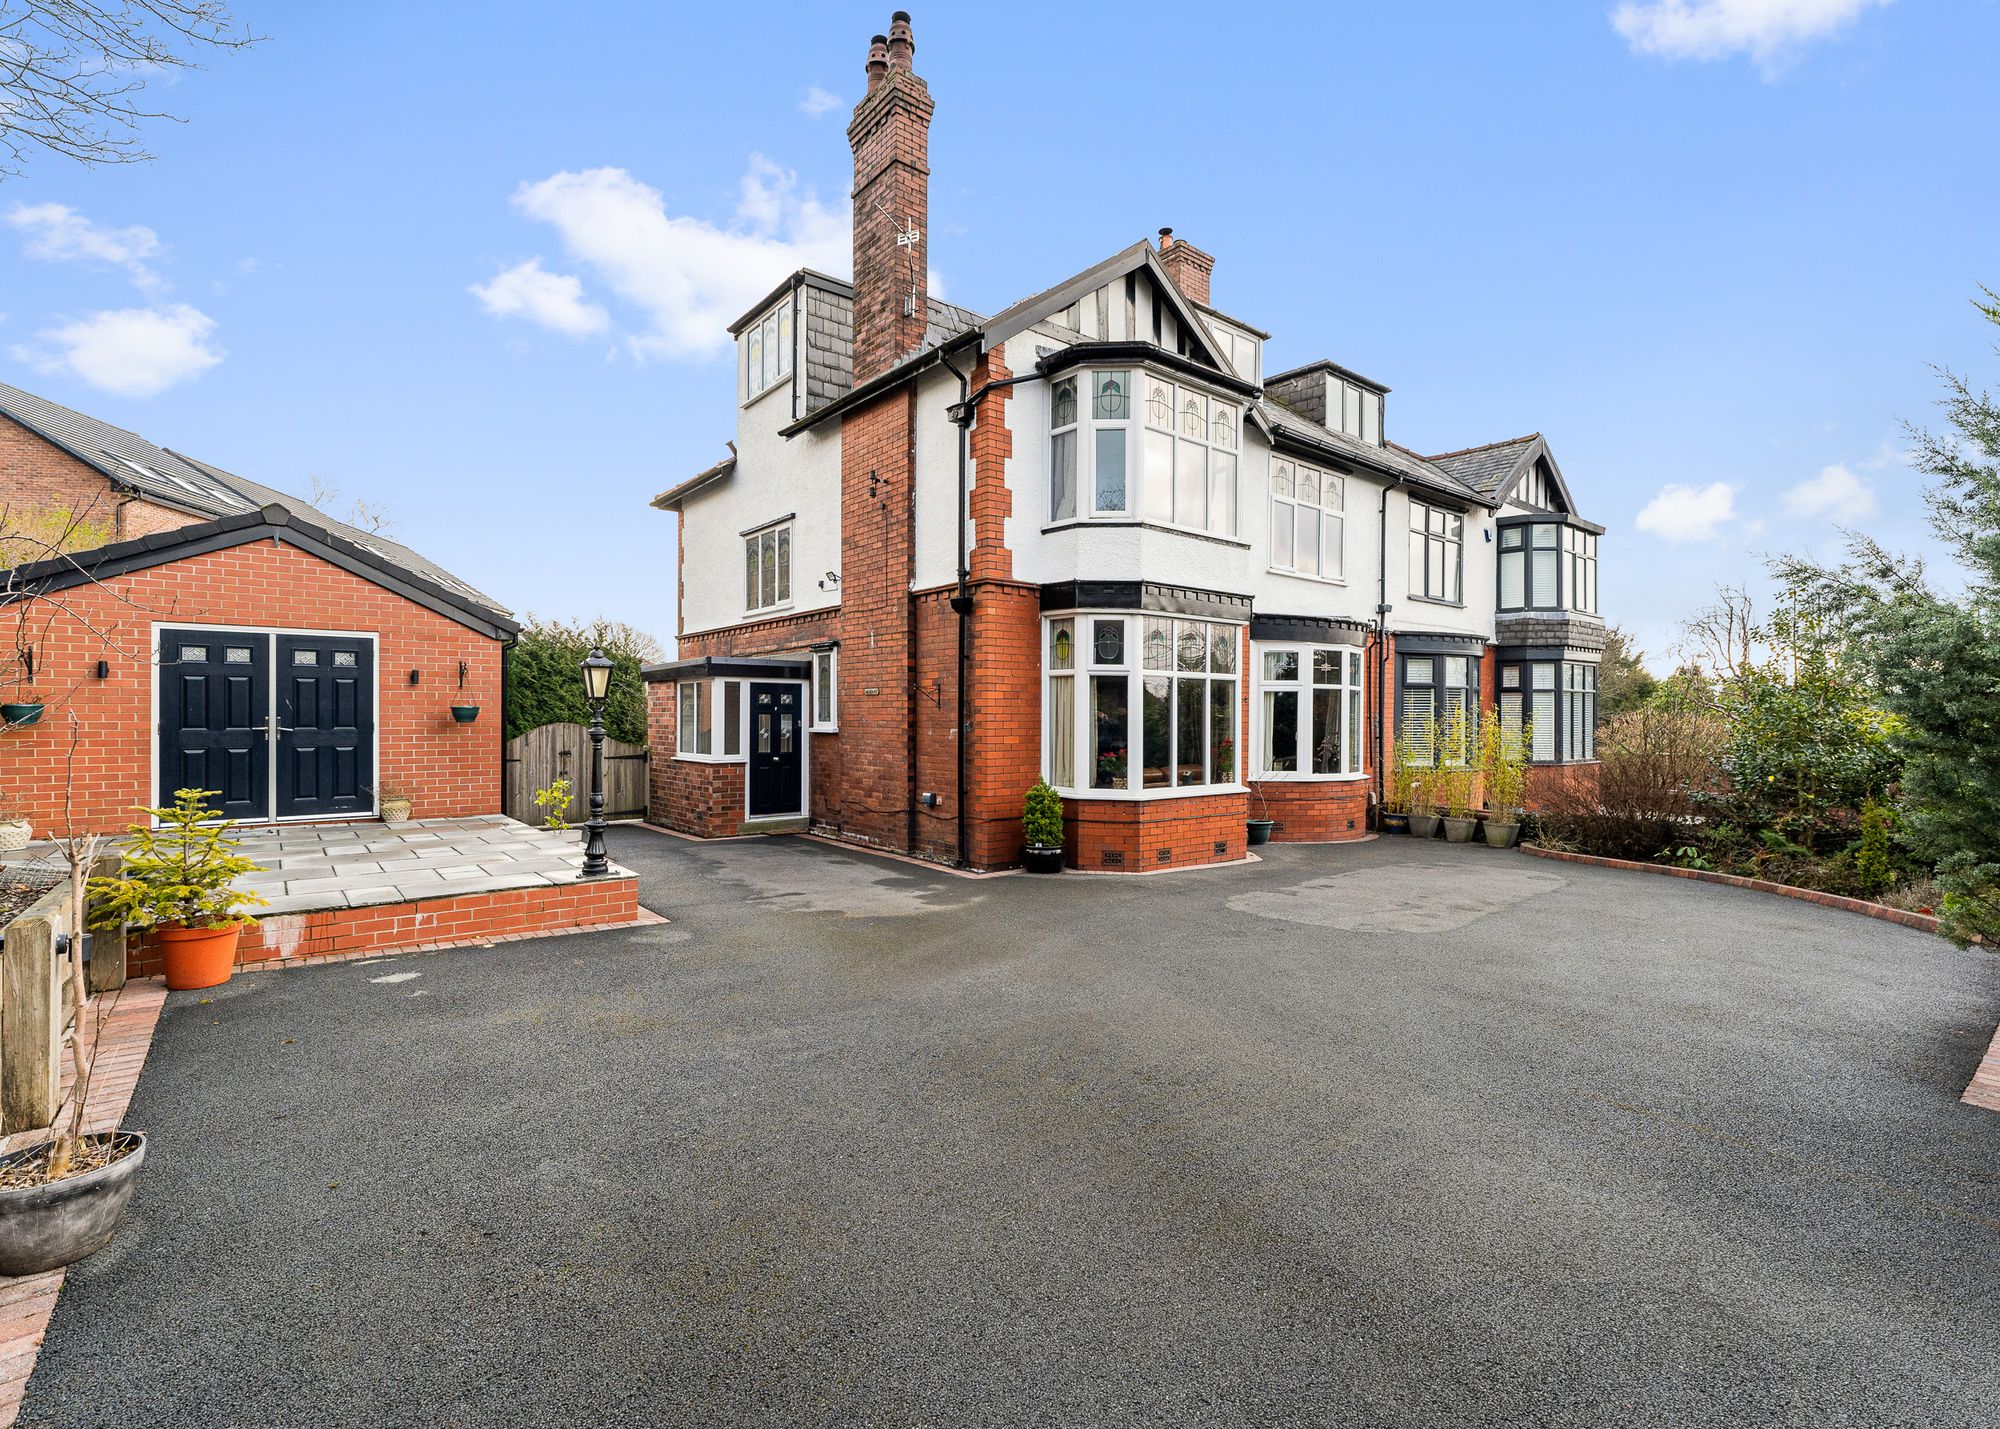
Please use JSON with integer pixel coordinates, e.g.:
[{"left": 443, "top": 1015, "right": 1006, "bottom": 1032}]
[{"left": 1519, "top": 843, "right": 1941, "bottom": 936}]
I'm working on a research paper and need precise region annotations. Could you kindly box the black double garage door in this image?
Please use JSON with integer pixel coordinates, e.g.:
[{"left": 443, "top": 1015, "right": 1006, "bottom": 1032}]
[{"left": 159, "top": 627, "right": 375, "bottom": 821}]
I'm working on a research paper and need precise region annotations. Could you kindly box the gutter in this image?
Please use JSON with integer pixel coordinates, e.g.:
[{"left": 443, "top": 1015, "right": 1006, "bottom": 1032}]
[{"left": 779, "top": 331, "right": 984, "bottom": 440}]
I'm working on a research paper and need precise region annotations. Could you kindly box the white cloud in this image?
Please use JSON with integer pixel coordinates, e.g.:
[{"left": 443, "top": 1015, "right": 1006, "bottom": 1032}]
[
  {"left": 505, "top": 156, "right": 849, "bottom": 361},
  {"left": 12, "top": 304, "right": 222, "bottom": 397},
  {"left": 799, "top": 86, "right": 842, "bottom": 117},
  {"left": 469, "top": 258, "right": 609, "bottom": 338},
  {"left": 1784, "top": 462, "right": 1876, "bottom": 522},
  {"left": 1636, "top": 481, "right": 1738, "bottom": 541},
  {"left": 7, "top": 203, "right": 162, "bottom": 289},
  {"left": 1612, "top": 0, "right": 1892, "bottom": 66}
]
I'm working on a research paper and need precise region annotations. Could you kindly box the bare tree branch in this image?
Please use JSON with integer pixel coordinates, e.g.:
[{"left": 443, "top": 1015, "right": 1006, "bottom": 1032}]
[{"left": 0, "top": 1, "right": 259, "bottom": 179}]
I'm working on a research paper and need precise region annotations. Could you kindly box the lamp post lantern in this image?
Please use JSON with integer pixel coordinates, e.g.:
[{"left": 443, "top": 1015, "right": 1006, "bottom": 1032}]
[{"left": 579, "top": 648, "right": 614, "bottom": 878}]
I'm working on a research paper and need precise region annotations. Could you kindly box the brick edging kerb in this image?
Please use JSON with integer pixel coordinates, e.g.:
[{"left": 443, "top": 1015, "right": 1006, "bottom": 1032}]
[{"left": 1519, "top": 843, "right": 1943, "bottom": 936}]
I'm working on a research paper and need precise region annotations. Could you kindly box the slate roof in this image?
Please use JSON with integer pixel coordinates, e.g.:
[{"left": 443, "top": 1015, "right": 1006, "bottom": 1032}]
[
  {"left": 1258, "top": 397, "right": 1492, "bottom": 506},
  {"left": 785, "top": 271, "right": 984, "bottom": 415},
  {"left": 1426, "top": 434, "right": 1542, "bottom": 498},
  {"left": 0, "top": 380, "right": 511, "bottom": 623}
]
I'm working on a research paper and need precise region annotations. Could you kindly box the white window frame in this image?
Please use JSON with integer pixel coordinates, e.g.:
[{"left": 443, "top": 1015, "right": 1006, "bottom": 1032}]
[
  {"left": 1409, "top": 499, "right": 1464, "bottom": 605},
  {"left": 810, "top": 648, "right": 838, "bottom": 732},
  {"left": 1252, "top": 643, "right": 1367, "bottom": 780},
  {"left": 743, "top": 521, "right": 793, "bottom": 616},
  {"left": 742, "top": 301, "right": 793, "bottom": 403},
  {"left": 1049, "top": 367, "right": 1241, "bottom": 540},
  {"left": 1040, "top": 612, "right": 1244, "bottom": 800},
  {"left": 675, "top": 678, "right": 747, "bottom": 764},
  {"left": 1268, "top": 458, "right": 1346, "bottom": 583}
]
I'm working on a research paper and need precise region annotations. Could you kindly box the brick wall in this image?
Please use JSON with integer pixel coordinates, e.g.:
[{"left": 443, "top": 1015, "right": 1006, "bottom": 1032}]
[
  {"left": 0, "top": 420, "right": 192, "bottom": 547},
  {"left": 1, "top": 538, "right": 503, "bottom": 836},
  {"left": 1249, "top": 779, "right": 1369, "bottom": 842},
  {"left": 1064, "top": 790, "right": 1249, "bottom": 871},
  {"left": 644, "top": 607, "right": 840, "bottom": 838},
  {"left": 1526, "top": 760, "right": 1600, "bottom": 810}
]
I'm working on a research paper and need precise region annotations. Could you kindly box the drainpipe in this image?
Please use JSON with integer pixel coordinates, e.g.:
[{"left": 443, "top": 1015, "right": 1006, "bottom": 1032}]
[
  {"left": 939, "top": 349, "right": 974, "bottom": 868},
  {"left": 1375, "top": 477, "right": 1405, "bottom": 821},
  {"left": 938, "top": 352, "right": 1038, "bottom": 869}
]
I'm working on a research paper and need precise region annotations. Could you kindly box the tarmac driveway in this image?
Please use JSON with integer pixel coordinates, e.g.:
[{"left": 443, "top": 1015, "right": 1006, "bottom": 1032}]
[{"left": 20, "top": 828, "right": 2000, "bottom": 1427}]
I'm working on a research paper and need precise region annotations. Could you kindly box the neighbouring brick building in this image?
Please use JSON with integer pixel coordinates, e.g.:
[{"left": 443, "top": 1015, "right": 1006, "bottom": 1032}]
[
  {"left": 647, "top": 12, "right": 1607, "bottom": 872},
  {"left": 0, "top": 380, "right": 519, "bottom": 837}
]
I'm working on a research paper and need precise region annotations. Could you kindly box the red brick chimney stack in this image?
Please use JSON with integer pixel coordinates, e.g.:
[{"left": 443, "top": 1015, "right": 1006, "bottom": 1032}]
[
  {"left": 849, "top": 11, "right": 933, "bottom": 382},
  {"left": 1157, "top": 227, "right": 1216, "bottom": 308}
]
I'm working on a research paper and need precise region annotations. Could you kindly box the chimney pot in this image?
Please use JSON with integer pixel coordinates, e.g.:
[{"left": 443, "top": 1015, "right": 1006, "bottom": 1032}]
[
  {"left": 887, "top": 11, "right": 914, "bottom": 70},
  {"left": 866, "top": 34, "right": 889, "bottom": 83}
]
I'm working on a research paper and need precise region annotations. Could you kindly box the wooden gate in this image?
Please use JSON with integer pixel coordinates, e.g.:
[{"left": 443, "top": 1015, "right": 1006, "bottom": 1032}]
[{"left": 503, "top": 722, "right": 649, "bottom": 824}]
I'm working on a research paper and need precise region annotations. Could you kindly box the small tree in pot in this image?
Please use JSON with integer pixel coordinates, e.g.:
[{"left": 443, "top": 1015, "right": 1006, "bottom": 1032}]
[
  {"left": 1399, "top": 719, "right": 1443, "bottom": 838},
  {"left": 1481, "top": 715, "right": 1531, "bottom": 847},
  {"left": 1439, "top": 706, "right": 1481, "bottom": 843},
  {"left": 1022, "top": 779, "right": 1065, "bottom": 873},
  {"left": 89, "top": 789, "right": 264, "bottom": 991}
]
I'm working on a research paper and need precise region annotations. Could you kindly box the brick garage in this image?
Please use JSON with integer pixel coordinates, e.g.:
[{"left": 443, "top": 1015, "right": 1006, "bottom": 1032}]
[{"left": 1, "top": 504, "right": 514, "bottom": 837}]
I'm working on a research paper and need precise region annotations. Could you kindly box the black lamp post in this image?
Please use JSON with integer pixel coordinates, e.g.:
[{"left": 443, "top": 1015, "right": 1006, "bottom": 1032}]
[{"left": 579, "top": 648, "right": 614, "bottom": 877}]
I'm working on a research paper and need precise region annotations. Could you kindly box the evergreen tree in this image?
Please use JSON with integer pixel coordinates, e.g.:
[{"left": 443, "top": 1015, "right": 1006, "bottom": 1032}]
[
  {"left": 1597, "top": 626, "right": 1660, "bottom": 722},
  {"left": 504, "top": 618, "right": 663, "bottom": 746},
  {"left": 1774, "top": 289, "right": 2000, "bottom": 945}
]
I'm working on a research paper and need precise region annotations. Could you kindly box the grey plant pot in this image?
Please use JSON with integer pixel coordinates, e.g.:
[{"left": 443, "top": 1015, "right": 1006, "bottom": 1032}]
[
  {"left": 1442, "top": 816, "right": 1478, "bottom": 844},
  {"left": 1246, "top": 819, "right": 1275, "bottom": 847},
  {"left": 1408, "top": 813, "right": 1442, "bottom": 839},
  {"left": 1482, "top": 819, "right": 1522, "bottom": 849},
  {"left": 0, "top": 1132, "right": 146, "bottom": 1277}
]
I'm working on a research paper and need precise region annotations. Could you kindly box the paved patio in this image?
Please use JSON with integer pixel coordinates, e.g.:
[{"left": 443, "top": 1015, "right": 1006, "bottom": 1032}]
[{"left": 230, "top": 815, "right": 632, "bottom": 914}]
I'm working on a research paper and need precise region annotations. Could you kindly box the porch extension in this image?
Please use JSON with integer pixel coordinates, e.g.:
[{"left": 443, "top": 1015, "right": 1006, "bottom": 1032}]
[{"left": 136, "top": 815, "right": 642, "bottom": 973}]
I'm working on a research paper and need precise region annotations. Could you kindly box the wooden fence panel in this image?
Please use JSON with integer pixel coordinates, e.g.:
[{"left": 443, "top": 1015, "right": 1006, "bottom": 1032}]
[{"left": 503, "top": 722, "right": 649, "bottom": 825}]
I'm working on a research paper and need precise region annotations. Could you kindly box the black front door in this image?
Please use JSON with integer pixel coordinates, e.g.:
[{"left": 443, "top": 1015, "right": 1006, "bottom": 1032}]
[
  {"left": 275, "top": 634, "right": 375, "bottom": 819},
  {"left": 747, "top": 682, "right": 803, "bottom": 818},
  {"left": 159, "top": 629, "right": 269, "bottom": 820}
]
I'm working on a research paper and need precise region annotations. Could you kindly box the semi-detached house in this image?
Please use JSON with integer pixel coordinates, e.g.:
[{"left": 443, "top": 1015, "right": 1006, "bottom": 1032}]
[{"left": 646, "top": 12, "right": 1606, "bottom": 873}]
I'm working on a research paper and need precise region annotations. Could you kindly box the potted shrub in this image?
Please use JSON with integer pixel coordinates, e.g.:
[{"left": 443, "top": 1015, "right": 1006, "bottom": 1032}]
[
  {"left": 378, "top": 783, "right": 412, "bottom": 823},
  {"left": 1381, "top": 752, "right": 1413, "bottom": 835},
  {"left": 1022, "top": 779, "right": 1065, "bottom": 873},
  {"left": 1247, "top": 787, "right": 1275, "bottom": 847},
  {"left": 1399, "top": 723, "right": 1442, "bottom": 838},
  {"left": 1480, "top": 715, "right": 1530, "bottom": 848},
  {"left": 1439, "top": 708, "right": 1480, "bottom": 842},
  {"left": 89, "top": 789, "right": 265, "bottom": 991}
]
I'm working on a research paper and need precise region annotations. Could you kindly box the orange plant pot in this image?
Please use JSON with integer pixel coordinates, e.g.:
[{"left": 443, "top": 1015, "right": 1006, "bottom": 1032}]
[{"left": 154, "top": 924, "right": 244, "bottom": 991}]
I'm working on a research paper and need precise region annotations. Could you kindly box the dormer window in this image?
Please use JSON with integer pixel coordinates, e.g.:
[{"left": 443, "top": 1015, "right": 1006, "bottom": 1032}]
[
  {"left": 1051, "top": 368, "right": 1240, "bottom": 538},
  {"left": 743, "top": 302, "right": 793, "bottom": 401},
  {"left": 1328, "top": 377, "right": 1382, "bottom": 446}
]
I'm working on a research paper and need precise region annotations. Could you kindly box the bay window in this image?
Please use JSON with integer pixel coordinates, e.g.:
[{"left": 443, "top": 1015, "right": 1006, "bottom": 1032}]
[
  {"left": 1045, "top": 614, "right": 1240, "bottom": 793},
  {"left": 1499, "top": 521, "right": 1599, "bottom": 614},
  {"left": 1270, "top": 459, "right": 1345, "bottom": 581},
  {"left": 1410, "top": 501, "right": 1463, "bottom": 604},
  {"left": 1498, "top": 659, "right": 1598, "bottom": 762},
  {"left": 1052, "top": 368, "right": 1240, "bottom": 537},
  {"left": 1400, "top": 653, "right": 1479, "bottom": 766},
  {"left": 1256, "top": 644, "right": 1364, "bottom": 777}
]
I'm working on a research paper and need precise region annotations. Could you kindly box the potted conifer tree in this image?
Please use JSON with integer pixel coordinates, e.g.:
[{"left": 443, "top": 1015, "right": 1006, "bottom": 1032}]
[
  {"left": 89, "top": 789, "right": 265, "bottom": 991},
  {"left": 1022, "top": 779, "right": 1065, "bottom": 873}
]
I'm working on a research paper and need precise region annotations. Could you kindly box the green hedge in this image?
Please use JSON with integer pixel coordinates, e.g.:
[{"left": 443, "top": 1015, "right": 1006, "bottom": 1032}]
[{"left": 504, "top": 618, "right": 662, "bottom": 746}]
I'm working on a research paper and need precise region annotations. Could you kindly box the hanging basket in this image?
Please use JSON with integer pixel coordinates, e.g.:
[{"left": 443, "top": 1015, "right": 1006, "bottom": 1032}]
[
  {"left": 451, "top": 705, "right": 480, "bottom": 724},
  {"left": 2, "top": 702, "right": 45, "bottom": 728}
]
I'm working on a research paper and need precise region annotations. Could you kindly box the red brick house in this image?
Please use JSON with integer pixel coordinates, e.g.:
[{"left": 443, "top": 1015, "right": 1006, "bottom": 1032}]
[
  {"left": 0, "top": 381, "right": 517, "bottom": 837},
  {"left": 647, "top": 13, "right": 1606, "bottom": 872}
]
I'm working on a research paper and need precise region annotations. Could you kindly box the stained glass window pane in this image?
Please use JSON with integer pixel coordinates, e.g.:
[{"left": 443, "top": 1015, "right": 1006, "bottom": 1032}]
[
  {"left": 1176, "top": 621, "right": 1207, "bottom": 672},
  {"left": 1145, "top": 378, "right": 1173, "bottom": 429},
  {"left": 1143, "top": 616, "right": 1173, "bottom": 670},
  {"left": 225, "top": 647, "right": 252, "bottom": 664},
  {"left": 1051, "top": 377, "right": 1077, "bottom": 428},
  {"left": 293, "top": 649, "right": 318, "bottom": 666},
  {"left": 332, "top": 651, "right": 356, "bottom": 667},
  {"left": 1180, "top": 392, "right": 1206, "bottom": 440},
  {"left": 1092, "top": 371, "right": 1129, "bottom": 421}
]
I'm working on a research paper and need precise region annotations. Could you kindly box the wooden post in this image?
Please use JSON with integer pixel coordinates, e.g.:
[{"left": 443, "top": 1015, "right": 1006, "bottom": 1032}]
[
  {"left": 85, "top": 850, "right": 127, "bottom": 994},
  {"left": 2, "top": 912, "right": 61, "bottom": 1135}
]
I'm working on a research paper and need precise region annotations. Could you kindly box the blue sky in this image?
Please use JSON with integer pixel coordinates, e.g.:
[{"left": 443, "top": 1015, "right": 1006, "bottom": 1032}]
[{"left": 2, "top": 0, "right": 1993, "bottom": 668}]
